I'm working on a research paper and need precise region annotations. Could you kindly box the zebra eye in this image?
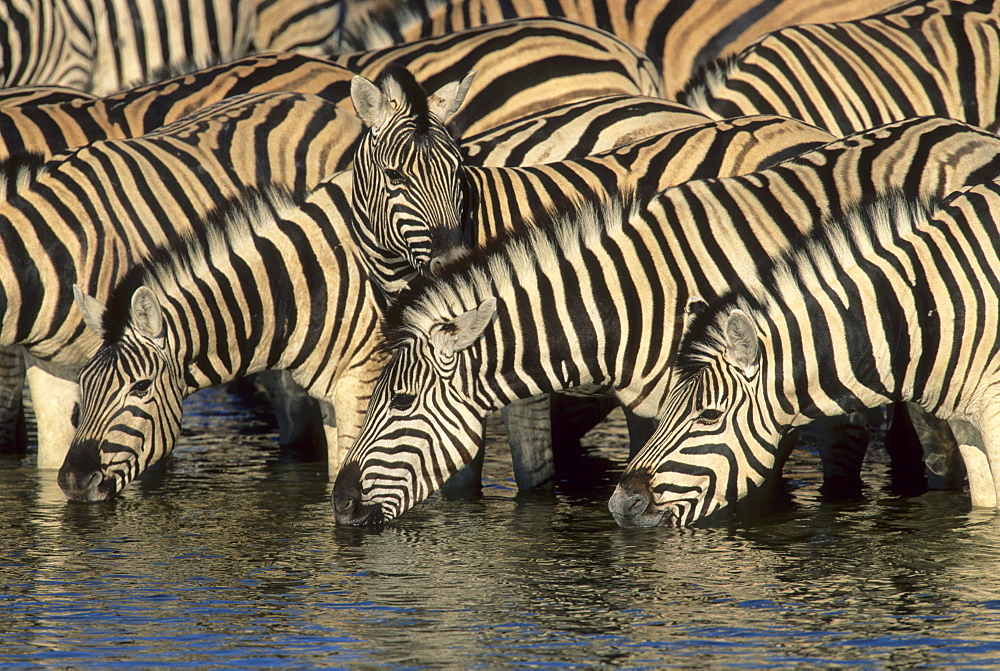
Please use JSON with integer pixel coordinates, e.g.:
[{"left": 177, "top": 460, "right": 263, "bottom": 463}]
[
  {"left": 130, "top": 379, "right": 152, "bottom": 398},
  {"left": 389, "top": 392, "right": 416, "bottom": 411},
  {"left": 383, "top": 168, "right": 406, "bottom": 186},
  {"left": 696, "top": 408, "right": 723, "bottom": 425}
]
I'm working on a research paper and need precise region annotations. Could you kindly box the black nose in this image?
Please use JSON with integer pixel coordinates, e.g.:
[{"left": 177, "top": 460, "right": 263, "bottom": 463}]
[
  {"left": 608, "top": 470, "right": 657, "bottom": 526},
  {"left": 58, "top": 440, "right": 112, "bottom": 502},
  {"left": 332, "top": 461, "right": 384, "bottom": 525}
]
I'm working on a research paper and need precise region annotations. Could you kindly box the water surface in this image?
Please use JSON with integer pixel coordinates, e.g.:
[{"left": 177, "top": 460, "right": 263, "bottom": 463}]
[{"left": 2, "top": 387, "right": 1000, "bottom": 667}]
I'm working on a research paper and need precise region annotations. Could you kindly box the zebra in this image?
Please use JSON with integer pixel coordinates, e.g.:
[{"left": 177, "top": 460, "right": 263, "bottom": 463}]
[
  {"left": 0, "top": 0, "right": 346, "bottom": 94},
  {"left": 331, "top": 115, "right": 1000, "bottom": 525},
  {"left": 678, "top": 0, "right": 1000, "bottom": 136},
  {"left": 608, "top": 181, "right": 1000, "bottom": 527},
  {"left": 332, "top": 0, "right": 902, "bottom": 97},
  {"left": 331, "top": 17, "right": 664, "bottom": 138},
  {"left": 0, "top": 91, "right": 366, "bottom": 471},
  {"left": 49, "top": 92, "right": 733, "bottom": 500},
  {"left": 60, "top": 176, "right": 387, "bottom": 501},
  {"left": 348, "top": 63, "right": 831, "bottom": 297}
]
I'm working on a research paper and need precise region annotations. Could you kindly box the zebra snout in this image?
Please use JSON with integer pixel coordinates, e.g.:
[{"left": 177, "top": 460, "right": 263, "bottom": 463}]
[
  {"left": 608, "top": 470, "right": 664, "bottom": 528},
  {"left": 331, "top": 461, "right": 385, "bottom": 526},
  {"left": 57, "top": 442, "right": 112, "bottom": 502}
]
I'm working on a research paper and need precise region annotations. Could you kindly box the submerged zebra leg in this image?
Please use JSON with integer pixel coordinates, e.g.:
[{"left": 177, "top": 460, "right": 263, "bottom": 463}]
[
  {"left": 24, "top": 363, "right": 80, "bottom": 470},
  {"left": 801, "top": 411, "right": 873, "bottom": 499},
  {"left": 502, "top": 395, "right": 556, "bottom": 490},
  {"left": 951, "top": 418, "right": 995, "bottom": 508},
  {"left": 898, "top": 403, "right": 963, "bottom": 491},
  {"left": 0, "top": 347, "right": 27, "bottom": 454},
  {"left": 255, "top": 370, "right": 327, "bottom": 462}
]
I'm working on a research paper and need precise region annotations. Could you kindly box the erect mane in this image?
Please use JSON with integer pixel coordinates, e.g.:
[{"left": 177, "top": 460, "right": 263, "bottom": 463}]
[
  {"left": 374, "top": 61, "right": 433, "bottom": 134},
  {"left": 675, "top": 53, "right": 741, "bottom": 110},
  {"left": 0, "top": 152, "right": 49, "bottom": 199},
  {"left": 380, "top": 190, "right": 640, "bottom": 351},
  {"left": 99, "top": 184, "right": 299, "bottom": 343},
  {"left": 674, "top": 190, "right": 938, "bottom": 380}
]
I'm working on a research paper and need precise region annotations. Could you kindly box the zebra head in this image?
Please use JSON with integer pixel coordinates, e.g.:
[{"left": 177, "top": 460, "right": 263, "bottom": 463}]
[
  {"left": 609, "top": 308, "right": 785, "bottom": 527},
  {"left": 333, "top": 296, "right": 497, "bottom": 525},
  {"left": 58, "top": 285, "right": 185, "bottom": 502},
  {"left": 350, "top": 63, "right": 476, "bottom": 294}
]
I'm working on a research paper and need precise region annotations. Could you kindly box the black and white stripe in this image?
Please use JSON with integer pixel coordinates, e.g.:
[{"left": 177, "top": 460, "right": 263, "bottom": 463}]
[
  {"left": 333, "top": 116, "right": 1000, "bottom": 525},
  {"left": 611, "top": 181, "right": 1000, "bottom": 526},
  {"left": 679, "top": 0, "right": 1000, "bottom": 135}
]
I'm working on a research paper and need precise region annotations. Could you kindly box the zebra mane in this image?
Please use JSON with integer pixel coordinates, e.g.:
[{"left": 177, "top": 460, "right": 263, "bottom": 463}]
[
  {"left": 0, "top": 153, "right": 49, "bottom": 198},
  {"left": 675, "top": 190, "right": 938, "bottom": 379},
  {"left": 337, "top": 0, "right": 447, "bottom": 51},
  {"left": 375, "top": 62, "right": 433, "bottom": 134},
  {"left": 381, "top": 190, "right": 641, "bottom": 350},
  {"left": 99, "top": 185, "right": 298, "bottom": 343},
  {"left": 675, "top": 53, "right": 741, "bottom": 110},
  {"left": 140, "top": 52, "right": 231, "bottom": 88}
]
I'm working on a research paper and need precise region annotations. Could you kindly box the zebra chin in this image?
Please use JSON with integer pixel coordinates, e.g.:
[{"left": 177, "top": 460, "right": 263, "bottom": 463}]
[
  {"left": 57, "top": 439, "right": 119, "bottom": 502},
  {"left": 608, "top": 471, "right": 684, "bottom": 528},
  {"left": 331, "top": 461, "right": 386, "bottom": 526}
]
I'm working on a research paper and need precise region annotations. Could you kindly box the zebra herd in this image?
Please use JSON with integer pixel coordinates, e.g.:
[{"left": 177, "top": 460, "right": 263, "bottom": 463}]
[{"left": 3, "top": 0, "right": 999, "bottom": 529}]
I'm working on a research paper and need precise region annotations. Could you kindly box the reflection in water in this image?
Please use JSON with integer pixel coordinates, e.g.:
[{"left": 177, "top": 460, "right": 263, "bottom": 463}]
[{"left": 1, "top": 387, "right": 1000, "bottom": 666}]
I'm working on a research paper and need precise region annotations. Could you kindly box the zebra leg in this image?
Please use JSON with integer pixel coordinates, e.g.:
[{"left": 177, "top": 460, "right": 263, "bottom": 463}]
[
  {"left": 254, "top": 370, "right": 327, "bottom": 462},
  {"left": 950, "top": 418, "right": 995, "bottom": 508},
  {"left": 0, "top": 347, "right": 27, "bottom": 454},
  {"left": 802, "top": 410, "right": 874, "bottom": 499},
  {"left": 901, "top": 403, "right": 963, "bottom": 490},
  {"left": 501, "top": 395, "right": 556, "bottom": 490},
  {"left": 24, "top": 363, "right": 80, "bottom": 469}
]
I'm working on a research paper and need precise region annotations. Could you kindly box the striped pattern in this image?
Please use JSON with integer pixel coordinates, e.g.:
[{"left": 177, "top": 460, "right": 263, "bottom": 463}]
[
  {"left": 334, "top": 0, "right": 903, "bottom": 96},
  {"left": 611, "top": 181, "right": 1000, "bottom": 527},
  {"left": 679, "top": 0, "right": 1000, "bottom": 136},
  {"left": 61, "top": 178, "right": 385, "bottom": 501},
  {"left": 333, "top": 117, "right": 1000, "bottom": 525},
  {"left": 332, "top": 17, "right": 664, "bottom": 138},
  {"left": 0, "top": 0, "right": 345, "bottom": 95},
  {"left": 0, "top": 92, "right": 364, "bottom": 469}
]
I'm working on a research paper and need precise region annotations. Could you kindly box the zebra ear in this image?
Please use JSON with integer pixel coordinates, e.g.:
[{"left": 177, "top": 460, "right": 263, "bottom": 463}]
[
  {"left": 428, "top": 70, "right": 476, "bottom": 123},
  {"left": 351, "top": 75, "right": 390, "bottom": 132},
  {"left": 130, "top": 286, "right": 166, "bottom": 344},
  {"left": 433, "top": 297, "right": 497, "bottom": 358},
  {"left": 723, "top": 309, "right": 759, "bottom": 378},
  {"left": 73, "top": 285, "right": 106, "bottom": 339}
]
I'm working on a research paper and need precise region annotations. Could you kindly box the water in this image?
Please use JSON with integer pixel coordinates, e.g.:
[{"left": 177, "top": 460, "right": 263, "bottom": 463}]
[{"left": 2, "top": 387, "right": 1000, "bottom": 668}]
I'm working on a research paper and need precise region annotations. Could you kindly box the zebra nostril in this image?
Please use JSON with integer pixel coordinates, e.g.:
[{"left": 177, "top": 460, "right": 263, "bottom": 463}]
[{"left": 608, "top": 470, "right": 656, "bottom": 524}]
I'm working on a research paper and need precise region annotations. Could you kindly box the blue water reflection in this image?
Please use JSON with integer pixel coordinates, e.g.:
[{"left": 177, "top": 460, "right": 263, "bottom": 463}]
[{"left": 2, "top": 386, "right": 1000, "bottom": 667}]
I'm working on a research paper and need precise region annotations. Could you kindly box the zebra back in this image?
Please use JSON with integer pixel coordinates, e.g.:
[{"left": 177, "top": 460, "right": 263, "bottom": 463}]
[
  {"left": 0, "top": 53, "right": 355, "bottom": 162},
  {"left": 612, "top": 180, "right": 1000, "bottom": 526},
  {"left": 332, "top": 17, "right": 664, "bottom": 138},
  {"left": 333, "top": 116, "right": 1000, "bottom": 525},
  {"left": 334, "top": 0, "right": 904, "bottom": 96},
  {"left": 679, "top": 0, "right": 1000, "bottom": 135},
  {"left": 0, "top": 91, "right": 365, "bottom": 372}
]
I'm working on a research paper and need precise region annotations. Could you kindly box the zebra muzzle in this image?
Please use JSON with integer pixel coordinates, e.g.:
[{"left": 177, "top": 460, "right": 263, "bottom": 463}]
[
  {"left": 608, "top": 470, "right": 665, "bottom": 528},
  {"left": 331, "top": 461, "right": 385, "bottom": 526}
]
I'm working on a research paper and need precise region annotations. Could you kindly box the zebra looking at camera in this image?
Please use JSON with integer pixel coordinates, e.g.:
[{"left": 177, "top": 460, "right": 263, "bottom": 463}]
[
  {"left": 609, "top": 181, "right": 1000, "bottom": 527},
  {"left": 332, "top": 116, "right": 1000, "bottom": 525}
]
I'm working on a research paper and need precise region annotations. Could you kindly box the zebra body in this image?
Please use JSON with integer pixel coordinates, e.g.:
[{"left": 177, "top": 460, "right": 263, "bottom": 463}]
[
  {"left": 334, "top": 0, "right": 901, "bottom": 96},
  {"left": 679, "top": 0, "right": 1000, "bottom": 135},
  {"left": 610, "top": 182, "right": 1000, "bottom": 527},
  {"left": 62, "top": 176, "right": 385, "bottom": 501},
  {"left": 333, "top": 17, "right": 664, "bottom": 137},
  {"left": 0, "top": 0, "right": 345, "bottom": 94},
  {"left": 1, "top": 91, "right": 364, "bottom": 469},
  {"left": 332, "top": 116, "right": 1000, "bottom": 525}
]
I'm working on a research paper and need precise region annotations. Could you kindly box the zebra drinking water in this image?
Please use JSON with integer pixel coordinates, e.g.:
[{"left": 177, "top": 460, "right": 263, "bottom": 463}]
[{"left": 609, "top": 181, "right": 1000, "bottom": 527}]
